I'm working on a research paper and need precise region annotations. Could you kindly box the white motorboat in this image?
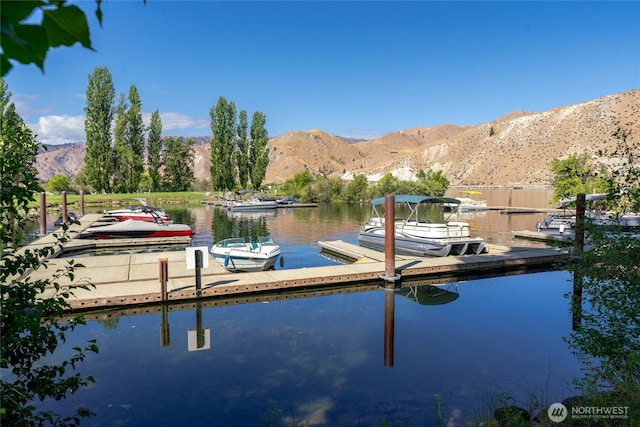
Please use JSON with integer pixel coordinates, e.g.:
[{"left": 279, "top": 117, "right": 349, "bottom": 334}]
[
  {"left": 443, "top": 191, "right": 489, "bottom": 213},
  {"left": 536, "top": 193, "right": 640, "bottom": 232},
  {"left": 227, "top": 196, "right": 278, "bottom": 212},
  {"left": 210, "top": 236, "right": 282, "bottom": 272},
  {"left": 358, "top": 195, "right": 487, "bottom": 257}
]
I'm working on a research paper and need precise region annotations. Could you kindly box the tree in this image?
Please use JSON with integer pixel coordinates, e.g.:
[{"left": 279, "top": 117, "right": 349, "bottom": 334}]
[
  {"left": 345, "top": 174, "right": 369, "bottom": 202},
  {"left": 209, "top": 96, "right": 237, "bottom": 192},
  {"left": 418, "top": 169, "right": 449, "bottom": 197},
  {"left": 563, "top": 126, "right": 640, "bottom": 415},
  {"left": 123, "top": 85, "right": 145, "bottom": 192},
  {"left": 249, "top": 111, "right": 269, "bottom": 189},
  {"left": 147, "top": 110, "right": 163, "bottom": 192},
  {"left": 47, "top": 174, "right": 71, "bottom": 193},
  {"left": 236, "top": 110, "right": 249, "bottom": 189},
  {"left": 550, "top": 153, "right": 611, "bottom": 203},
  {"left": 163, "top": 137, "right": 195, "bottom": 191},
  {"left": 0, "top": 79, "right": 41, "bottom": 249},
  {"left": 1, "top": 78, "right": 98, "bottom": 425},
  {"left": 111, "top": 93, "right": 128, "bottom": 193},
  {"left": 374, "top": 173, "right": 399, "bottom": 197},
  {"left": 84, "top": 66, "right": 115, "bottom": 193}
]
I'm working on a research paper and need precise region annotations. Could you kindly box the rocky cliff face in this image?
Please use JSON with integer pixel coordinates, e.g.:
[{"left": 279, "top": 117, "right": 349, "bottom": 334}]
[{"left": 36, "top": 89, "right": 639, "bottom": 187}]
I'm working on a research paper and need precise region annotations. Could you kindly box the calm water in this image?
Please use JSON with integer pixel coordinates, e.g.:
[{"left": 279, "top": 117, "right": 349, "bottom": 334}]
[{"left": 34, "top": 190, "right": 585, "bottom": 426}]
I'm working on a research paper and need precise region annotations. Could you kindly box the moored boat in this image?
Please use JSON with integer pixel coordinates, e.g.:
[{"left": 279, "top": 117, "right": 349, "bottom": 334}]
[
  {"left": 358, "top": 195, "right": 488, "bottom": 257},
  {"left": 79, "top": 219, "right": 193, "bottom": 239},
  {"left": 210, "top": 236, "right": 282, "bottom": 272}
]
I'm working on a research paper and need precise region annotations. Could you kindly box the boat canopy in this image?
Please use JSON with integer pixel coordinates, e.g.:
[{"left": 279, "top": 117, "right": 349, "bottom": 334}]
[
  {"left": 370, "top": 195, "right": 460, "bottom": 206},
  {"left": 559, "top": 193, "right": 609, "bottom": 205}
]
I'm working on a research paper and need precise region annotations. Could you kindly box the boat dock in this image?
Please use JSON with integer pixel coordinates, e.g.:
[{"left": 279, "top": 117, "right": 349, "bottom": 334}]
[{"left": 14, "top": 213, "right": 567, "bottom": 312}]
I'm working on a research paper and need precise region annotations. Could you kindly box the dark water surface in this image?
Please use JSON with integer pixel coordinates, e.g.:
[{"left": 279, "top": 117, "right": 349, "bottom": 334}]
[{"left": 34, "top": 190, "right": 584, "bottom": 426}]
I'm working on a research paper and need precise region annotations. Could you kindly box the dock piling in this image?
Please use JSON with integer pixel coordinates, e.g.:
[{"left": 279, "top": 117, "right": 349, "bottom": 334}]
[
  {"left": 39, "top": 192, "right": 46, "bottom": 236},
  {"left": 61, "top": 191, "right": 67, "bottom": 224},
  {"left": 380, "top": 195, "right": 400, "bottom": 284},
  {"left": 79, "top": 190, "right": 85, "bottom": 216},
  {"left": 159, "top": 258, "right": 169, "bottom": 301},
  {"left": 195, "top": 249, "right": 203, "bottom": 296}
]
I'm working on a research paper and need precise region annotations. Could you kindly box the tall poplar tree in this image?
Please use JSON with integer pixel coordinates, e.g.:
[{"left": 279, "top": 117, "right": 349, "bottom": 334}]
[
  {"left": 236, "top": 110, "right": 249, "bottom": 189},
  {"left": 163, "top": 137, "right": 195, "bottom": 191},
  {"left": 84, "top": 66, "right": 115, "bottom": 193},
  {"left": 111, "top": 94, "right": 127, "bottom": 193},
  {"left": 249, "top": 111, "right": 269, "bottom": 190},
  {"left": 209, "top": 96, "right": 237, "bottom": 192},
  {"left": 147, "top": 110, "right": 163, "bottom": 192},
  {"left": 124, "top": 85, "right": 145, "bottom": 192}
]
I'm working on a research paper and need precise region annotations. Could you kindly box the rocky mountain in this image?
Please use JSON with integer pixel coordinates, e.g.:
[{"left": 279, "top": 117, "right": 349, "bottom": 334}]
[{"left": 36, "top": 89, "right": 639, "bottom": 187}]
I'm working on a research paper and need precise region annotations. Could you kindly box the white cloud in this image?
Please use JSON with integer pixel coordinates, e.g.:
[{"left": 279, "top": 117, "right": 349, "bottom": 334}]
[
  {"left": 32, "top": 115, "right": 85, "bottom": 145},
  {"left": 157, "top": 112, "right": 209, "bottom": 134},
  {"left": 27, "top": 111, "right": 209, "bottom": 145}
]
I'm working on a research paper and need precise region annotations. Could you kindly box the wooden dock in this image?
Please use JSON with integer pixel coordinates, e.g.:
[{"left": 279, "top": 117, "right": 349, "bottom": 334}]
[{"left": 13, "top": 213, "right": 568, "bottom": 313}]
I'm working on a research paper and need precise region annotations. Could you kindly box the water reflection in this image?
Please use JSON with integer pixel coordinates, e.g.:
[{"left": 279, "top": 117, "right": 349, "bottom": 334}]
[{"left": 43, "top": 271, "right": 580, "bottom": 426}]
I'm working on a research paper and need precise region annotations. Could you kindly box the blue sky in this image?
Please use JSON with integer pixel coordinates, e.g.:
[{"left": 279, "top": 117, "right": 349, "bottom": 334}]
[{"left": 4, "top": 1, "right": 640, "bottom": 145}]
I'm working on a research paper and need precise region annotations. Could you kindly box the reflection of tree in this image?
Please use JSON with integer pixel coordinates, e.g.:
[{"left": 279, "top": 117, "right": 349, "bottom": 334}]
[
  {"left": 211, "top": 208, "right": 269, "bottom": 242},
  {"left": 563, "top": 126, "right": 639, "bottom": 415},
  {"left": 211, "top": 208, "right": 234, "bottom": 242},
  {"left": 98, "top": 318, "right": 120, "bottom": 330},
  {"left": 565, "top": 225, "right": 639, "bottom": 413}
]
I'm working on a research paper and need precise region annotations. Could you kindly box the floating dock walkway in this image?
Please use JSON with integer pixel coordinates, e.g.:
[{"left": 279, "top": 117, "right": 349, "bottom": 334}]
[{"left": 14, "top": 215, "right": 566, "bottom": 312}]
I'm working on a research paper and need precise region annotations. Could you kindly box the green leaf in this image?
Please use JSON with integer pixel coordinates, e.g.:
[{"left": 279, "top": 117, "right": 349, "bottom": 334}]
[
  {"left": 42, "top": 5, "right": 93, "bottom": 49},
  {"left": 0, "top": 1, "right": 44, "bottom": 23},
  {"left": 1, "top": 24, "right": 48, "bottom": 69}
]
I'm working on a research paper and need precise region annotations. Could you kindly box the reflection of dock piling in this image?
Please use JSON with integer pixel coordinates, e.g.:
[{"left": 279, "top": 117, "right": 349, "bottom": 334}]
[{"left": 384, "top": 288, "right": 395, "bottom": 367}]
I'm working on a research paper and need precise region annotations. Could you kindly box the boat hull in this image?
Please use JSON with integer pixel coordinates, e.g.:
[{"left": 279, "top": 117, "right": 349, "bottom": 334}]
[
  {"left": 80, "top": 219, "right": 193, "bottom": 239},
  {"left": 358, "top": 230, "right": 487, "bottom": 257},
  {"left": 210, "top": 237, "right": 282, "bottom": 272}
]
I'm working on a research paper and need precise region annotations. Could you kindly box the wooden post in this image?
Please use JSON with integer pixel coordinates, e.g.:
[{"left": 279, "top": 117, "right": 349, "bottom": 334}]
[
  {"left": 381, "top": 195, "right": 400, "bottom": 283},
  {"left": 79, "top": 190, "right": 85, "bottom": 216},
  {"left": 159, "top": 258, "right": 169, "bottom": 301},
  {"left": 39, "top": 192, "right": 46, "bottom": 235},
  {"left": 195, "top": 249, "right": 203, "bottom": 297},
  {"left": 61, "top": 191, "right": 68, "bottom": 224}
]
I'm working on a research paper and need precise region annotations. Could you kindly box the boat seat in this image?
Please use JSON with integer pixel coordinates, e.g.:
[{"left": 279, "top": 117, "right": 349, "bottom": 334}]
[{"left": 251, "top": 242, "right": 259, "bottom": 250}]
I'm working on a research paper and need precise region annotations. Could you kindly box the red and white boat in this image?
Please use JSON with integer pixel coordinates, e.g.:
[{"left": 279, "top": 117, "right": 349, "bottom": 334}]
[{"left": 79, "top": 219, "right": 193, "bottom": 239}]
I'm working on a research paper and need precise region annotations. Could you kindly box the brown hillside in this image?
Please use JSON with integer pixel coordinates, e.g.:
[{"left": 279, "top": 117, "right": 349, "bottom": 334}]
[{"left": 35, "top": 89, "right": 639, "bottom": 187}]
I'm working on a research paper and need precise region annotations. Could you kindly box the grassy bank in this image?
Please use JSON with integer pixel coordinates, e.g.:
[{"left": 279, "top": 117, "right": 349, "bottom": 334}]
[{"left": 31, "top": 191, "right": 212, "bottom": 211}]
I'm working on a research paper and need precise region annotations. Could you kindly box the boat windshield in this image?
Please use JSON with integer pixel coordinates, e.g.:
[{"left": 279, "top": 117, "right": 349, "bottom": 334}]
[
  {"left": 258, "top": 236, "right": 277, "bottom": 246},
  {"left": 221, "top": 238, "right": 246, "bottom": 247}
]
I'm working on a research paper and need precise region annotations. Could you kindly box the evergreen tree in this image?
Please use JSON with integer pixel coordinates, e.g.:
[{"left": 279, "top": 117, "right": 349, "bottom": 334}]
[
  {"left": 163, "top": 137, "right": 195, "bottom": 191},
  {"left": 209, "top": 96, "right": 237, "bottom": 192},
  {"left": 249, "top": 111, "right": 269, "bottom": 190},
  {"left": 124, "top": 85, "right": 145, "bottom": 192},
  {"left": 236, "top": 110, "right": 249, "bottom": 189},
  {"left": 84, "top": 66, "right": 115, "bottom": 193},
  {"left": 147, "top": 110, "right": 163, "bottom": 192}
]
